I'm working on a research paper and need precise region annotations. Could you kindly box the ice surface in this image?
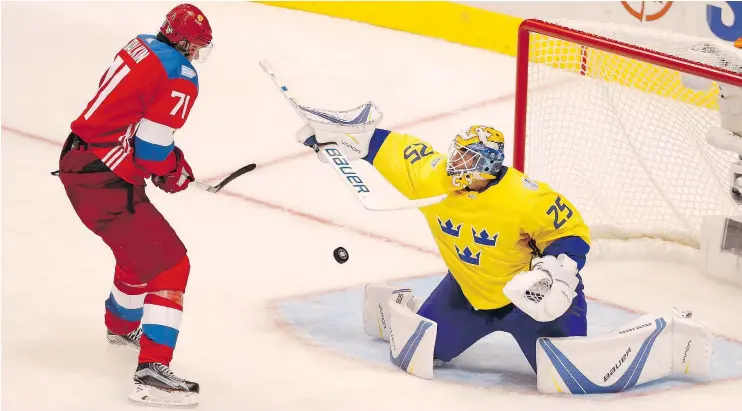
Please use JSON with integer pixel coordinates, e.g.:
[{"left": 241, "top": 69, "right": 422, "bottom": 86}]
[{"left": 2, "top": 2, "right": 740, "bottom": 410}]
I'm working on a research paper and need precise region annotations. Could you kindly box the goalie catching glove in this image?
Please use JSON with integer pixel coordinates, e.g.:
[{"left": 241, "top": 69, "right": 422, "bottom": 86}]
[
  {"left": 503, "top": 254, "right": 579, "bottom": 323},
  {"left": 294, "top": 102, "right": 383, "bottom": 162}
]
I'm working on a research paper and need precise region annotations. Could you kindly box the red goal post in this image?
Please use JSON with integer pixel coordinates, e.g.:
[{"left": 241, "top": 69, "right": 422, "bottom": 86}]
[{"left": 511, "top": 19, "right": 742, "bottom": 247}]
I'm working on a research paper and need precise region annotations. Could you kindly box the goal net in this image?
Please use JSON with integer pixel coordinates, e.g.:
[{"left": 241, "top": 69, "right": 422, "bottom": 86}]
[{"left": 514, "top": 19, "right": 742, "bottom": 249}]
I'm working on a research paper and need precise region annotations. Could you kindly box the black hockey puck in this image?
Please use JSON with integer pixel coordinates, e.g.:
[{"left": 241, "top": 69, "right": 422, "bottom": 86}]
[{"left": 333, "top": 247, "right": 349, "bottom": 264}]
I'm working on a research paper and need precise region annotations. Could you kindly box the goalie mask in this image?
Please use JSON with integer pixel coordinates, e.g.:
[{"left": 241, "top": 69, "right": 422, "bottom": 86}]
[{"left": 446, "top": 125, "right": 505, "bottom": 190}]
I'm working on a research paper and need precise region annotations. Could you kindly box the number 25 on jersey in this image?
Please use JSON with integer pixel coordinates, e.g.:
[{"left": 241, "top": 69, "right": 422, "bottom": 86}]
[{"left": 547, "top": 196, "right": 574, "bottom": 229}]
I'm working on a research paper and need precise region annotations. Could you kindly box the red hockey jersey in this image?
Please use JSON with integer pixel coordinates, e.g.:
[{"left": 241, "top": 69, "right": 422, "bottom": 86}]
[{"left": 70, "top": 34, "right": 199, "bottom": 185}]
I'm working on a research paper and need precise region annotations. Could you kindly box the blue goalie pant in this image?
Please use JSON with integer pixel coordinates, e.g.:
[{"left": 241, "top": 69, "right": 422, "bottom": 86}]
[{"left": 416, "top": 272, "right": 587, "bottom": 372}]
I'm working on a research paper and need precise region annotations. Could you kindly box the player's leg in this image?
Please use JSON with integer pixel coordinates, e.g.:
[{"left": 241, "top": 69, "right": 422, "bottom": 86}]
[
  {"left": 58, "top": 146, "right": 148, "bottom": 347},
  {"left": 99, "top": 191, "right": 198, "bottom": 405},
  {"left": 104, "top": 270, "right": 146, "bottom": 350},
  {"left": 416, "top": 273, "right": 501, "bottom": 362},
  {"left": 104, "top": 204, "right": 189, "bottom": 367},
  {"left": 58, "top": 144, "right": 145, "bottom": 343},
  {"left": 502, "top": 275, "right": 588, "bottom": 372},
  {"left": 58, "top": 144, "right": 198, "bottom": 405}
]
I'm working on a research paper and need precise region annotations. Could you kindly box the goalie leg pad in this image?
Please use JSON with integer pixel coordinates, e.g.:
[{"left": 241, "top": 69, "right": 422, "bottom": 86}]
[
  {"left": 363, "top": 284, "right": 423, "bottom": 341},
  {"left": 505, "top": 288, "right": 588, "bottom": 372},
  {"left": 388, "top": 289, "right": 438, "bottom": 379},
  {"left": 536, "top": 308, "right": 711, "bottom": 395}
]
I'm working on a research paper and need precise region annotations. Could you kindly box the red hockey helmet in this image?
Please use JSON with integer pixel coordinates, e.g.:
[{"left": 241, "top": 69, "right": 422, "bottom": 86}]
[{"left": 160, "top": 4, "right": 213, "bottom": 63}]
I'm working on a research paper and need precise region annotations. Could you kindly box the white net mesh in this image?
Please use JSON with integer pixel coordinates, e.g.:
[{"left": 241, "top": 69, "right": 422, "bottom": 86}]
[{"left": 521, "top": 20, "right": 742, "bottom": 248}]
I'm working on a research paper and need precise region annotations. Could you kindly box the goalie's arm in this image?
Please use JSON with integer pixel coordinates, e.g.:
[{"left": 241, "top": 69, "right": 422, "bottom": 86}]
[{"left": 361, "top": 129, "right": 449, "bottom": 199}]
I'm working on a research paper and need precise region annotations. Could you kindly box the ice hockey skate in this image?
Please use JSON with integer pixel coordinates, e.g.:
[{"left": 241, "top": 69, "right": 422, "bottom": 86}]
[
  {"left": 129, "top": 362, "right": 199, "bottom": 407},
  {"left": 106, "top": 328, "right": 142, "bottom": 352}
]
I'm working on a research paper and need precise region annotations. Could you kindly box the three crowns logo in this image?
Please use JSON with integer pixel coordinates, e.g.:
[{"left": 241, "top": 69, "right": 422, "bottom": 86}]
[
  {"left": 472, "top": 227, "right": 498, "bottom": 247},
  {"left": 437, "top": 217, "right": 462, "bottom": 237},
  {"left": 455, "top": 245, "right": 481, "bottom": 266}
]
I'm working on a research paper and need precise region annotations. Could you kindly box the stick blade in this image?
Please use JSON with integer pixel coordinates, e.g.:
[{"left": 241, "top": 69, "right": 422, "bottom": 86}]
[{"left": 211, "top": 163, "right": 257, "bottom": 192}]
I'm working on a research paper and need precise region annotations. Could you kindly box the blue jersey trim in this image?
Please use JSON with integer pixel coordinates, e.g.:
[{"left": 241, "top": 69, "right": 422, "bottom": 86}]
[
  {"left": 362, "top": 128, "right": 392, "bottom": 164},
  {"left": 137, "top": 34, "right": 198, "bottom": 88},
  {"left": 542, "top": 236, "right": 590, "bottom": 271},
  {"left": 134, "top": 136, "right": 175, "bottom": 161}
]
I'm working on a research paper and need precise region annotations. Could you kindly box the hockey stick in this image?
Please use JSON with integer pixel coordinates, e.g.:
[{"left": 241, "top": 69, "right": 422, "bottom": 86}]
[
  {"left": 185, "top": 163, "right": 257, "bottom": 193},
  {"left": 258, "top": 60, "right": 447, "bottom": 211}
]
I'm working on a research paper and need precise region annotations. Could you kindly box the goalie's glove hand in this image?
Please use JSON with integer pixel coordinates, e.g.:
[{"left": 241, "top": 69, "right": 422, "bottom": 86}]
[
  {"left": 295, "top": 123, "right": 373, "bottom": 162},
  {"left": 533, "top": 254, "right": 579, "bottom": 291},
  {"left": 503, "top": 254, "right": 579, "bottom": 322}
]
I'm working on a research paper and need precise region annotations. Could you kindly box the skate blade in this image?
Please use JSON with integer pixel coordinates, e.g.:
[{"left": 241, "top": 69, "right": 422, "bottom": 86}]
[
  {"left": 128, "top": 384, "right": 199, "bottom": 408},
  {"left": 107, "top": 336, "right": 141, "bottom": 353}
]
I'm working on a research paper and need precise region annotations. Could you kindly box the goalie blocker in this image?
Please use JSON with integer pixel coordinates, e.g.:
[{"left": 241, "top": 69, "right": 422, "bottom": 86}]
[{"left": 364, "top": 285, "right": 711, "bottom": 394}]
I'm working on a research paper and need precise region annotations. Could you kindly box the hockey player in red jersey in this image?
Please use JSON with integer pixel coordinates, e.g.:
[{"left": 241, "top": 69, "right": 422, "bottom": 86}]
[{"left": 57, "top": 4, "right": 211, "bottom": 407}]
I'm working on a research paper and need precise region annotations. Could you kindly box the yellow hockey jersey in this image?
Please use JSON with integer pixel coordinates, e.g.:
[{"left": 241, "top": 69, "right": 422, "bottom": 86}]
[{"left": 365, "top": 130, "right": 591, "bottom": 310}]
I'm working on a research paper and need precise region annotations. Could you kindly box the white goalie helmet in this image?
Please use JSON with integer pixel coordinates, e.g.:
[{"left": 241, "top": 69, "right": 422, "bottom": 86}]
[{"left": 446, "top": 125, "right": 506, "bottom": 190}]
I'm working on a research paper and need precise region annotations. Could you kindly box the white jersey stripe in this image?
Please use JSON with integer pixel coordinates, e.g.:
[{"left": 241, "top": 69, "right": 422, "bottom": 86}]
[
  {"left": 83, "top": 65, "right": 131, "bottom": 121},
  {"left": 105, "top": 149, "right": 125, "bottom": 169},
  {"left": 135, "top": 118, "right": 175, "bottom": 147},
  {"left": 109, "top": 149, "right": 129, "bottom": 171},
  {"left": 101, "top": 146, "right": 122, "bottom": 164}
]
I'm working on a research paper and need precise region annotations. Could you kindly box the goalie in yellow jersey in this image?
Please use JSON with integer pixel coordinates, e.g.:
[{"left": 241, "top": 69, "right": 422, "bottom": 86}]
[{"left": 296, "top": 119, "right": 591, "bottom": 375}]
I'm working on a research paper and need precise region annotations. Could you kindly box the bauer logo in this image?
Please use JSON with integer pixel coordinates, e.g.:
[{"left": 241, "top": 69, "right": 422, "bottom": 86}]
[
  {"left": 180, "top": 66, "right": 197, "bottom": 79},
  {"left": 325, "top": 148, "right": 370, "bottom": 193},
  {"left": 604, "top": 347, "right": 631, "bottom": 382},
  {"left": 392, "top": 289, "right": 411, "bottom": 305}
]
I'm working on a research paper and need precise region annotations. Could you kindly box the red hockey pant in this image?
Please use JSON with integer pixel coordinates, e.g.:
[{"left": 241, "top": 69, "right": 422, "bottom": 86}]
[{"left": 58, "top": 145, "right": 189, "bottom": 366}]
